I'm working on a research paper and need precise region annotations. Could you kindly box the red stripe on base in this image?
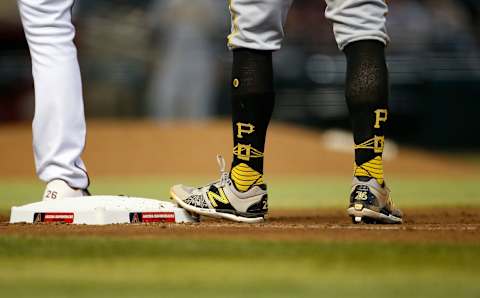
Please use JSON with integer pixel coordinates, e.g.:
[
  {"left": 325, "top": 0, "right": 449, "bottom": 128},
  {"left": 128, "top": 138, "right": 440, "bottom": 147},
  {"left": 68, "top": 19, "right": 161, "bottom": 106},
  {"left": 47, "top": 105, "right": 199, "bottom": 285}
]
[
  {"left": 141, "top": 212, "right": 176, "bottom": 223},
  {"left": 43, "top": 213, "right": 74, "bottom": 223}
]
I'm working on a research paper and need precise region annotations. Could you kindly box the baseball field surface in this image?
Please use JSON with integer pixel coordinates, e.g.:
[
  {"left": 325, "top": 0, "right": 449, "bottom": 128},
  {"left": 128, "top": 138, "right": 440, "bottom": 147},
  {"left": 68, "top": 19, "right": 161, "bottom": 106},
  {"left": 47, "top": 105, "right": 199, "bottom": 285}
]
[{"left": 1, "top": 121, "right": 479, "bottom": 298}]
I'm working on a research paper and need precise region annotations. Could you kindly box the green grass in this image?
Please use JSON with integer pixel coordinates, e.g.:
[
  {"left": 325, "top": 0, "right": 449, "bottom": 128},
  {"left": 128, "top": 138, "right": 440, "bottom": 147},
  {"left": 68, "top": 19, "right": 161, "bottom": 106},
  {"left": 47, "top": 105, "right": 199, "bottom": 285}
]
[
  {"left": 1, "top": 175, "right": 480, "bottom": 213},
  {"left": 1, "top": 176, "right": 480, "bottom": 297},
  {"left": 0, "top": 237, "right": 479, "bottom": 298}
]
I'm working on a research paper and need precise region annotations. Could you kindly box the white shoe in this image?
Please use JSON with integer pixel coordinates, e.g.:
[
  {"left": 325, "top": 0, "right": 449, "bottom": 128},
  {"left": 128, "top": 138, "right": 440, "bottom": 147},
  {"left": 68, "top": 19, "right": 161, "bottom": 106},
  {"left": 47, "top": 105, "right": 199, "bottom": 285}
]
[
  {"left": 42, "top": 179, "right": 90, "bottom": 201},
  {"left": 170, "top": 155, "right": 268, "bottom": 223}
]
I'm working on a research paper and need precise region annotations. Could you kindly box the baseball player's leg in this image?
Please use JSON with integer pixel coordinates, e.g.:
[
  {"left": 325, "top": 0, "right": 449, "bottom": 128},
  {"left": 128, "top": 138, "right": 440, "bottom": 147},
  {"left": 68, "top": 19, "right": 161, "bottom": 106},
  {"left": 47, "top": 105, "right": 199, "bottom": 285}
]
[
  {"left": 171, "top": 0, "right": 292, "bottom": 222},
  {"left": 228, "top": 0, "right": 291, "bottom": 190},
  {"left": 18, "top": 0, "right": 90, "bottom": 199},
  {"left": 325, "top": 0, "right": 401, "bottom": 223}
]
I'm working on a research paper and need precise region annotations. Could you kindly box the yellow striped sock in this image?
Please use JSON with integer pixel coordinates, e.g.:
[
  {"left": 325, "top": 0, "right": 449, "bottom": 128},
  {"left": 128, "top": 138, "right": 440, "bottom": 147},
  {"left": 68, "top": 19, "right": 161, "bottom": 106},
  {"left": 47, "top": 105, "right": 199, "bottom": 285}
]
[
  {"left": 354, "top": 156, "right": 384, "bottom": 185},
  {"left": 230, "top": 163, "right": 264, "bottom": 192}
]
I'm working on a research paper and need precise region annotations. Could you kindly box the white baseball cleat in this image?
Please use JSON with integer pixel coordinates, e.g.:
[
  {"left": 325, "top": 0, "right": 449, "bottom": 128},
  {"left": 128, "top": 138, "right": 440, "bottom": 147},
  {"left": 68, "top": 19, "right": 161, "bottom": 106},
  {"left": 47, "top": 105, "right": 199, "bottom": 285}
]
[
  {"left": 170, "top": 155, "right": 268, "bottom": 223},
  {"left": 42, "top": 179, "right": 90, "bottom": 201},
  {"left": 347, "top": 176, "right": 403, "bottom": 224}
]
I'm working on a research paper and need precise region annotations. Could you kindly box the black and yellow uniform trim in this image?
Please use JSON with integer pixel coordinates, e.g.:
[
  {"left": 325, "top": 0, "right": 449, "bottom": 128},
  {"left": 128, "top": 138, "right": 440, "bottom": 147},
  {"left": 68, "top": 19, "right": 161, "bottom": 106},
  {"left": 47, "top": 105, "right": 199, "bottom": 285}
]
[
  {"left": 354, "top": 156, "right": 384, "bottom": 185},
  {"left": 231, "top": 163, "right": 264, "bottom": 192}
]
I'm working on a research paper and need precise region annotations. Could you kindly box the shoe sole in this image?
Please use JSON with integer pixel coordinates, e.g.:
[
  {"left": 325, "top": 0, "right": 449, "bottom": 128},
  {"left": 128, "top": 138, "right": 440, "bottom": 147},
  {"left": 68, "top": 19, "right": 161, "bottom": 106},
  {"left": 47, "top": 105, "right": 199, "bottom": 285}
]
[
  {"left": 170, "top": 190, "right": 265, "bottom": 224},
  {"left": 347, "top": 207, "right": 403, "bottom": 224}
]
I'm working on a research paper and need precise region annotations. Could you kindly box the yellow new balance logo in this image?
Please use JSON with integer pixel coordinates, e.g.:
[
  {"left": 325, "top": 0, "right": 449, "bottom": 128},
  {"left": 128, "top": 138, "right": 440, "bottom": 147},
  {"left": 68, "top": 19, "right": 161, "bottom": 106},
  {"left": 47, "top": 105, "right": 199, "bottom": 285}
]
[{"left": 207, "top": 188, "right": 229, "bottom": 207}]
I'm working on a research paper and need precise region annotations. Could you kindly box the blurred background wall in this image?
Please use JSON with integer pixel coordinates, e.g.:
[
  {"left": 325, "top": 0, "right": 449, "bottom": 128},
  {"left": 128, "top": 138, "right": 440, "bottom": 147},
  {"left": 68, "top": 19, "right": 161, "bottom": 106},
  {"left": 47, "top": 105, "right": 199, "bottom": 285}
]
[{"left": 1, "top": 0, "right": 479, "bottom": 149}]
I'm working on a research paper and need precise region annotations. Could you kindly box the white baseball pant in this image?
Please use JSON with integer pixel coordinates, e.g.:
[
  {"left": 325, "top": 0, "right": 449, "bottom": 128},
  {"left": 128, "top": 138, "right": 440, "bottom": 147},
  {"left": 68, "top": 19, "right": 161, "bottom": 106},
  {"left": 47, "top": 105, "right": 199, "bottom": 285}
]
[
  {"left": 227, "top": 0, "right": 389, "bottom": 51},
  {"left": 18, "top": 0, "right": 89, "bottom": 189}
]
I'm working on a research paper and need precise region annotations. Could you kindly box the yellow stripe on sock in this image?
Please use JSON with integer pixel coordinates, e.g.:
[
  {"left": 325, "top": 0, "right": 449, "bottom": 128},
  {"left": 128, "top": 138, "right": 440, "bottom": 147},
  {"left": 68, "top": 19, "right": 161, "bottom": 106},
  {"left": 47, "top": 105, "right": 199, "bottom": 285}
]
[
  {"left": 231, "top": 168, "right": 260, "bottom": 179},
  {"left": 232, "top": 169, "right": 264, "bottom": 181},
  {"left": 231, "top": 163, "right": 264, "bottom": 192},
  {"left": 233, "top": 166, "right": 258, "bottom": 173},
  {"left": 360, "top": 167, "right": 383, "bottom": 174},
  {"left": 230, "top": 173, "right": 258, "bottom": 184},
  {"left": 354, "top": 156, "right": 384, "bottom": 185},
  {"left": 366, "top": 159, "right": 383, "bottom": 165}
]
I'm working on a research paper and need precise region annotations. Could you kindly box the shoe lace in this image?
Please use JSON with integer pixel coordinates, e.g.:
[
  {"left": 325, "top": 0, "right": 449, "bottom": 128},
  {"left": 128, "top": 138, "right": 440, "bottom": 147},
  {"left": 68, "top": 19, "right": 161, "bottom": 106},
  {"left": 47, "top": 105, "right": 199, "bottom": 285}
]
[
  {"left": 217, "top": 155, "right": 229, "bottom": 186},
  {"left": 200, "top": 155, "right": 229, "bottom": 190}
]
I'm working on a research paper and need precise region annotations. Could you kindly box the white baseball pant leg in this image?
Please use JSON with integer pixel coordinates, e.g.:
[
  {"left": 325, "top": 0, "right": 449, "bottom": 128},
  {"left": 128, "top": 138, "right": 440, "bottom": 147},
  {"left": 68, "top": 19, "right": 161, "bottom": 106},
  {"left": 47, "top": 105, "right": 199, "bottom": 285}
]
[
  {"left": 325, "top": 0, "right": 389, "bottom": 50},
  {"left": 18, "top": 0, "right": 89, "bottom": 189},
  {"left": 227, "top": 0, "right": 389, "bottom": 51}
]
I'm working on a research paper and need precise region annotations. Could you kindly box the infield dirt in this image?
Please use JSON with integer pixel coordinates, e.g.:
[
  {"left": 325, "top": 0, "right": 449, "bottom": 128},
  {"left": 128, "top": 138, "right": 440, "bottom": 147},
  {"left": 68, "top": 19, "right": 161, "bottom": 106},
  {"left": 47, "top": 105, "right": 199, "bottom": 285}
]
[
  {"left": 1, "top": 208, "right": 479, "bottom": 243},
  {"left": 0, "top": 121, "right": 479, "bottom": 243}
]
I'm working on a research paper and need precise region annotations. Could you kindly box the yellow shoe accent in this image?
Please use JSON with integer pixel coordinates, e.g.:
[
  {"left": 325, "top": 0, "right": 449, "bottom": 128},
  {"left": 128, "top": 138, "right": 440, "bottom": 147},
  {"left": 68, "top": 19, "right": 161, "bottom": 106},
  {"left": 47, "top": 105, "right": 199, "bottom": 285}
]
[
  {"left": 207, "top": 188, "right": 229, "bottom": 208},
  {"left": 230, "top": 163, "right": 264, "bottom": 192},
  {"left": 354, "top": 156, "right": 384, "bottom": 185}
]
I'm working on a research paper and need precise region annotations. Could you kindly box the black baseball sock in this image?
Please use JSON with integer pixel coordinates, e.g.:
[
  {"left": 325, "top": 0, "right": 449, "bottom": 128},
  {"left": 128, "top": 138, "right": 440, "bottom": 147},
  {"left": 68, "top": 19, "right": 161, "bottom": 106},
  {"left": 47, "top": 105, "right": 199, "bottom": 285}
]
[
  {"left": 230, "top": 49, "right": 274, "bottom": 192},
  {"left": 344, "top": 40, "right": 389, "bottom": 185}
]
